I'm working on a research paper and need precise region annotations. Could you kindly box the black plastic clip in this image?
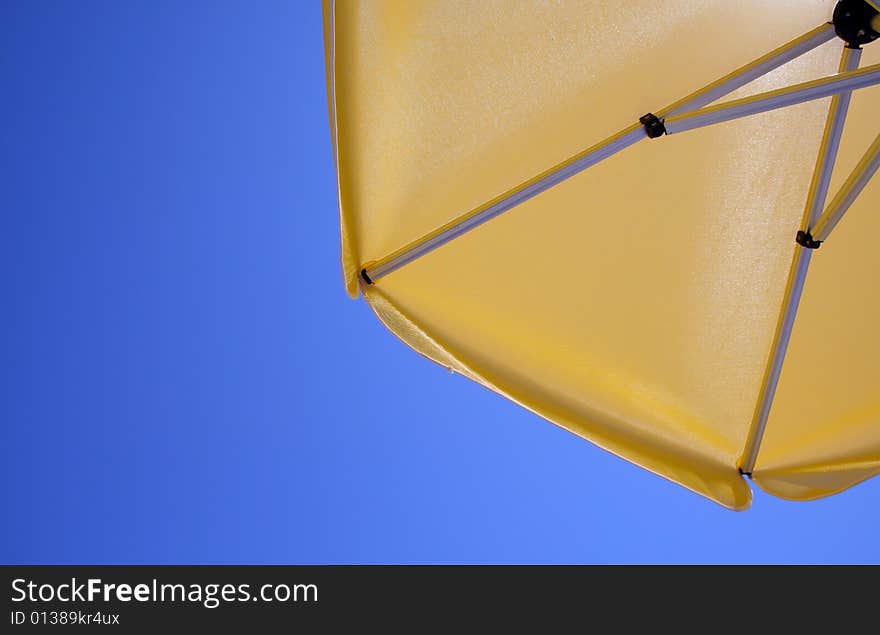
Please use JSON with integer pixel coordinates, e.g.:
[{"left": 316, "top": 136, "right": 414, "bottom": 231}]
[
  {"left": 833, "top": 0, "right": 879, "bottom": 48},
  {"left": 639, "top": 113, "right": 666, "bottom": 138},
  {"left": 796, "top": 230, "right": 822, "bottom": 250},
  {"left": 360, "top": 268, "right": 374, "bottom": 284}
]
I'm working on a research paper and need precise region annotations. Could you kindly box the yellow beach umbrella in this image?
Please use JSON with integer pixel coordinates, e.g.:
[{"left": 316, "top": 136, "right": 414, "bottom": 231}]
[{"left": 323, "top": 0, "right": 880, "bottom": 509}]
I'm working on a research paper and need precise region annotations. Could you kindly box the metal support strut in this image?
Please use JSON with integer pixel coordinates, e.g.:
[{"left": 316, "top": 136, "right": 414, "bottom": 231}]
[
  {"left": 662, "top": 62, "right": 880, "bottom": 136},
  {"left": 739, "top": 43, "right": 863, "bottom": 474},
  {"left": 811, "top": 132, "right": 880, "bottom": 242},
  {"left": 738, "top": 2, "right": 879, "bottom": 473}
]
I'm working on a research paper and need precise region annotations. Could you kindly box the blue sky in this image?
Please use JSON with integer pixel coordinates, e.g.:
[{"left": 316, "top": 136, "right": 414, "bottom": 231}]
[{"left": 2, "top": 1, "right": 878, "bottom": 564}]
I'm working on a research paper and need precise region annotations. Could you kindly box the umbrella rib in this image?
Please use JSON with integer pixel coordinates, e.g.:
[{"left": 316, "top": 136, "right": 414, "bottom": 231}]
[
  {"left": 737, "top": 45, "right": 862, "bottom": 476},
  {"left": 361, "top": 23, "right": 836, "bottom": 283},
  {"left": 663, "top": 61, "right": 880, "bottom": 135},
  {"left": 811, "top": 132, "right": 880, "bottom": 242}
]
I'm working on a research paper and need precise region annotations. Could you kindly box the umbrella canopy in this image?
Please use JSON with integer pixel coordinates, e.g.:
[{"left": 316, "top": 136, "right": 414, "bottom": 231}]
[{"left": 323, "top": 0, "right": 880, "bottom": 509}]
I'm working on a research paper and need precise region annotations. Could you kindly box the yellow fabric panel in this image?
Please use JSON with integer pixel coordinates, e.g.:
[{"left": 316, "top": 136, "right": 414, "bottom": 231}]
[
  {"left": 365, "top": 283, "right": 752, "bottom": 509},
  {"left": 323, "top": 0, "right": 360, "bottom": 297},
  {"left": 325, "top": 0, "right": 874, "bottom": 508},
  {"left": 328, "top": 0, "right": 834, "bottom": 291},
  {"left": 753, "top": 43, "right": 880, "bottom": 500}
]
